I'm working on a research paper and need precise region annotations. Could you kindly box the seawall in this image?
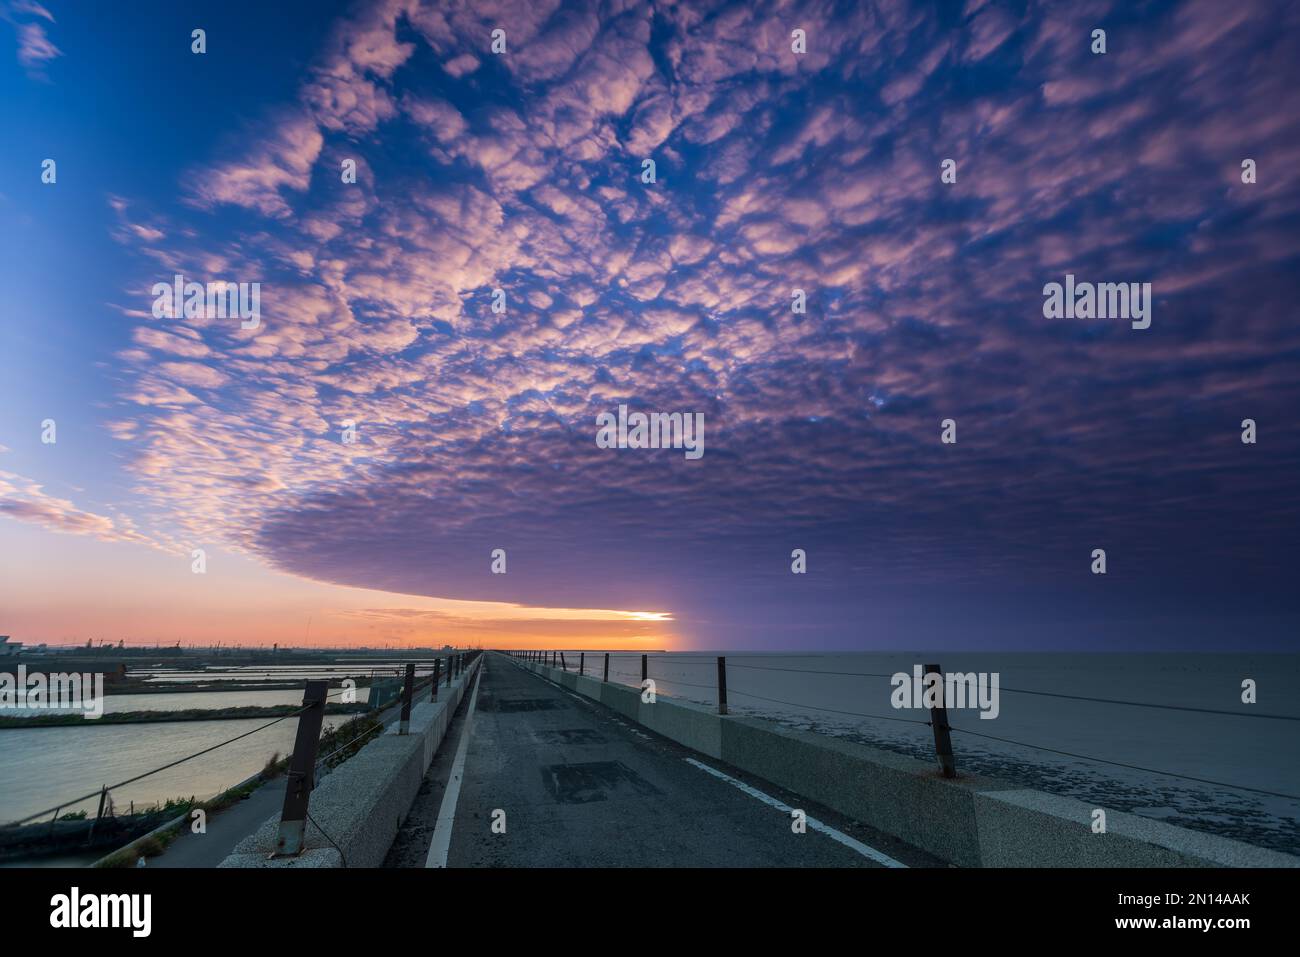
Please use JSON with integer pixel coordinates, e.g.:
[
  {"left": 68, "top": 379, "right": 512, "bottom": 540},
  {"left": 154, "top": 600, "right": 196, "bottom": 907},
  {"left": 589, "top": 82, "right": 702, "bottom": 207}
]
[
  {"left": 218, "top": 657, "right": 481, "bottom": 868},
  {"left": 520, "top": 658, "right": 1297, "bottom": 868}
]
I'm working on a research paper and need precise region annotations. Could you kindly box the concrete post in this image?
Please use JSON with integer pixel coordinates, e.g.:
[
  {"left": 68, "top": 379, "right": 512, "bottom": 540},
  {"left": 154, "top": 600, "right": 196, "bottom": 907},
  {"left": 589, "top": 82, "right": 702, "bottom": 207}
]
[{"left": 431, "top": 658, "right": 440, "bottom": 700}]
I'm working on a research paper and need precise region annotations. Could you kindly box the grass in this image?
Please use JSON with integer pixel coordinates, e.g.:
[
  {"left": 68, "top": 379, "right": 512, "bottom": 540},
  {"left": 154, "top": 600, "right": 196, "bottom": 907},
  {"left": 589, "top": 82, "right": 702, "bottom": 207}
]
[
  {"left": 317, "top": 715, "right": 383, "bottom": 769},
  {"left": 93, "top": 788, "right": 242, "bottom": 868},
  {"left": 94, "top": 716, "right": 380, "bottom": 867},
  {"left": 94, "top": 825, "right": 184, "bottom": 868}
]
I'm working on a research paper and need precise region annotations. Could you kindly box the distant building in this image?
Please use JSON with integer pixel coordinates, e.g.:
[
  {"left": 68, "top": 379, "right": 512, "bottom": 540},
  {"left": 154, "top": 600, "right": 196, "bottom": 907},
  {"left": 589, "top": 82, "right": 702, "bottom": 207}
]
[{"left": 0, "top": 636, "right": 22, "bottom": 657}]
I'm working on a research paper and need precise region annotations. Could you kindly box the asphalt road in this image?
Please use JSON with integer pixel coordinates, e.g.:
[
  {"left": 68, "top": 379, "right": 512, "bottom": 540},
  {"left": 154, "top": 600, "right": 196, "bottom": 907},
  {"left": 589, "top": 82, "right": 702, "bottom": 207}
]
[
  {"left": 149, "top": 780, "right": 286, "bottom": 868},
  {"left": 385, "top": 653, "right": 943, "bottom": 868}
]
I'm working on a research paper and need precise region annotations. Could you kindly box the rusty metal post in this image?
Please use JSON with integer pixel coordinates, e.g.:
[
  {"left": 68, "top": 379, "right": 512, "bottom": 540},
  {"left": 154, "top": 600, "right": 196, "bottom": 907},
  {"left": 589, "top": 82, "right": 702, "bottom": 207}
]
[
  {"left": 925, "top": 663, "right": 957, "bottom": 778},
  {"left": 399, "top": 663, "right": 415, "bottom": 734},
  {"left": 273, "top": 679, "right": 328, "bottom": 857},
  {"left": 717, "top": 656, "right": 728, "bottom": 716},
  {"left": 603, "top": 653, "right": 610, "bottom": 682},
  {"left": 86, "top": 786, "right": 109, "bottom": 844}
]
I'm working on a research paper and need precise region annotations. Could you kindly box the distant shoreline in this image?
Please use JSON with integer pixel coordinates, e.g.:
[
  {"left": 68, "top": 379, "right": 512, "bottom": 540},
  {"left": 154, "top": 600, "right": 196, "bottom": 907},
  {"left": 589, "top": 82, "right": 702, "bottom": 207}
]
[{"left": 0, "top": 703, "right": 368, "bottom": 729}]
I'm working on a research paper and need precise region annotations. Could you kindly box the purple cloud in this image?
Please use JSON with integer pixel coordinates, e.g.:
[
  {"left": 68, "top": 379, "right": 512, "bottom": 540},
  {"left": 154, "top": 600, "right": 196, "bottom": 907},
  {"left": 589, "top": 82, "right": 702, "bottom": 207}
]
[{"left": 98, "top": 0, "right": 1300, "bottom": 648}]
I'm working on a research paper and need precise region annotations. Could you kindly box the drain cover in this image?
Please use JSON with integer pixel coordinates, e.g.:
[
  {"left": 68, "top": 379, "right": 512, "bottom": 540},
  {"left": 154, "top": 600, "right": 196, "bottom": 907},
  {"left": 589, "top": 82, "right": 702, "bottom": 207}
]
[
  {"left": 481, "top": 697, "right": 565, "bottom": 713},
  {"left": 541, "top": 761, "right": 661, "bottom": 803},
  {"left": 537, "top": 728, "right": 607, "bottom": 745}
]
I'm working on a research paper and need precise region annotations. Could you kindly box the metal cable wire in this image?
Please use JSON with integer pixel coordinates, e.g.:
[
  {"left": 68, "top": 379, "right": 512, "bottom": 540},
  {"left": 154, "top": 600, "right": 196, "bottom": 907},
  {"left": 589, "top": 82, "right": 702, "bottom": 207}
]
[
  {"left": 11, "top": 659, "right": 466, "bottom": 826},
  {"left": 730, "top": 679, "right": 1300, "bottom": 800},
  {"left": 993, "top": 686, "right": 1297, "bottom": 722},
  {"left": 648, "top": 677, "right": 722, "bottom": 692},
  {"left": 726, "top": 688, "right": 932, "bottom": 726},
  {"left": 315, "top": 722, "right": 385, "bottom": 768},
  {"left": 7, "top": 703, "right": 312, "bottom": 827},
  {"left": 727, "top": 662, "right": 895, "bottom": 678},
  {"left": 514, "top": 652, "right": 1300, "bottom": 803},
  {"left": 544, "top": 654, "right": 1298, "bottom": 802},
  {"left": 82, "top": 655, "right": 1272, "bottom": 811},
  {"left": 945, "top": 724, "right": 1300, "bottom": 801},
  {"left": 652, "top": 660, "right": 1296, "bottom": 722},
  {"left": 306, "top": 806, "right": 348, "bottom": 868}
]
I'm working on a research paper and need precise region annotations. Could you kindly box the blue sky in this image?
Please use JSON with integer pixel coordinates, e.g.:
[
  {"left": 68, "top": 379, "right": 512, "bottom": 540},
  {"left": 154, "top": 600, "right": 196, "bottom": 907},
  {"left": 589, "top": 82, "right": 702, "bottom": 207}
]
[{"left": 1, "top": 0, "right": 1298, "bottom": 650}]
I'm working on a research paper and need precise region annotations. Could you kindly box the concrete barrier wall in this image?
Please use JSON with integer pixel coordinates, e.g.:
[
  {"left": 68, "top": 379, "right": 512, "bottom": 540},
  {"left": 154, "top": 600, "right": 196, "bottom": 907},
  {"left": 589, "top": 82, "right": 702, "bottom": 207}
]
[
  {"left": 519, "top": 659, "right": 1297, "bottom": 868},
  {"left": 219, "top": 658, "right": 481, "bottom": 868}
]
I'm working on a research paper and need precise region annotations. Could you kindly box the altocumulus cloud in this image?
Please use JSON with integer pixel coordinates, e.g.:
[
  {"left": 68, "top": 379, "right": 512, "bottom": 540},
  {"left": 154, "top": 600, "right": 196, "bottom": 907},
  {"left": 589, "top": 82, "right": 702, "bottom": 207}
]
[{"left": 103, "top": 0, "right": 1300, "bottom": 648}]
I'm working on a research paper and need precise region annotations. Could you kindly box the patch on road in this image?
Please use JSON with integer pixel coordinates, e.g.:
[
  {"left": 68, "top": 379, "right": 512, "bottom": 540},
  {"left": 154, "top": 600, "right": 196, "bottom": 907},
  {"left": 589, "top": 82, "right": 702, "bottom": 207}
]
[
  {"left": 480, "top": 697, "right": 567, "bottom": 713},
  {"left": 541, "top": 761, "right": 662, "bottom": 804},
  {"left": 536, "top": 728, "right": 607, "bottom": 745}
]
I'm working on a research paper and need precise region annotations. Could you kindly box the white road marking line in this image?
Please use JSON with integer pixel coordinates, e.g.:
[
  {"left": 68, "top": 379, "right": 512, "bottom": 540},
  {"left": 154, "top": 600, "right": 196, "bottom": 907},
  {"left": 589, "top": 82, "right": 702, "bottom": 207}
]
[
  {"left": 683, "top": 757, "right": 907, "bottom": 869},
  {"left": 424, "top": 667, "right": 483, "bottom": 869}
]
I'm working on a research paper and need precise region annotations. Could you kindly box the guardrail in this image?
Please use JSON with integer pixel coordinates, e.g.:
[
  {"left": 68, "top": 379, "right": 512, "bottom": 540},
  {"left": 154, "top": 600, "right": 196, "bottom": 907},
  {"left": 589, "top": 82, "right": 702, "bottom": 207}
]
[
  {"left": 2, "top": 653, "right": 474, "bottom": 862},
  {"left": 506, "top": 650, "right": 1300, "bottom": 803},
  {"left": 508, "top": 651, "right": 1298, "bottom": 867},
  {"left": 271, "top": 651, "right": 475, "bottom": 859},
  {"left": 221, "top": 651, "right": 482, "bottom": 868}
]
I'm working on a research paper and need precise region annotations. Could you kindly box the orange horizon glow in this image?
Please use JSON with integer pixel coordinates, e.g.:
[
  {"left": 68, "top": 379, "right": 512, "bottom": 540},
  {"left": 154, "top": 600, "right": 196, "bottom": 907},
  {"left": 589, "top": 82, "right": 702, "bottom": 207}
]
[{"left": 0, "top": 523, "right": 681, "bottom": 652}]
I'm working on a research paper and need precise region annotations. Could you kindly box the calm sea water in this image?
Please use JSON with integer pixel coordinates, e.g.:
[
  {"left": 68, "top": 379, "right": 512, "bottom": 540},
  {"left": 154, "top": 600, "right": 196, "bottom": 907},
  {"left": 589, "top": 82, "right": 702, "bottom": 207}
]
[
  {"left": 0, "top": 709, "right": 351, "bottom": 824},
  {"left": 0, "top": 670, "right": 431, "bottom": 824}
]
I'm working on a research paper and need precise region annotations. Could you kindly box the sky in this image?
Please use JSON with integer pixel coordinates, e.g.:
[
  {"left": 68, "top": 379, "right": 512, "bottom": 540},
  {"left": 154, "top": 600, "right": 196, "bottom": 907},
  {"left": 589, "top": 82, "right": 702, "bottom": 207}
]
[{"left": 0, "top": 0, "right": 1298, "bottom": 651}]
